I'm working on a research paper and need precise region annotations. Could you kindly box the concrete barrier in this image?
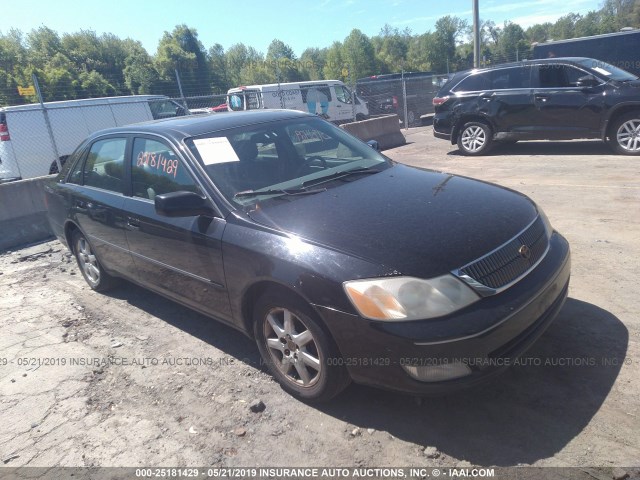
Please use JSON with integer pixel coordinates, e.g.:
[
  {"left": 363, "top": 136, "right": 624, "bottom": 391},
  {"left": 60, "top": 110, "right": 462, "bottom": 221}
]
[
  {"left": 0, "top": 175, "right": 54, "bottom": 251},
  {"left": 340, "top": 114, "right": 406, "bottom": 150}
]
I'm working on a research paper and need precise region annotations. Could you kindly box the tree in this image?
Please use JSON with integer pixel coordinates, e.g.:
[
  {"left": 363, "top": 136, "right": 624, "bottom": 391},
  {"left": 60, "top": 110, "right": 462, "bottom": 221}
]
[
  {"left": 341, "top": 29, "right": 376, "bottom": 81},
  {"left": 208, "top": 43, "right": 228, "bottom": 92},
  {"left": 123, "top": 41, "right": 159, "bottom": 94},
  {"left": 155, "top": 25, "right": 209, "bottom": 95},
  {"left": 494, "top": 22, "right": 529, "bottom": 62},
  {"left": 406, "top": 32, "right": 434, "bottom": 72},
  {"left": 374, "top": 25, "right": 411, "bottom": 73},
  {"left": 26, "top": 26, "right": 62, "bottom": 69},
  {"left": 323, "top": 42, "right": 344, "bottom": 80},
  {"left": 429, "top": 16, "right": 469, "bottom": 72},
  {"left": 265, "top": 39, "right": 301, "bottom": 82},
  {"left": 300, "top": 47, "right": 326, "bottom": 80}
]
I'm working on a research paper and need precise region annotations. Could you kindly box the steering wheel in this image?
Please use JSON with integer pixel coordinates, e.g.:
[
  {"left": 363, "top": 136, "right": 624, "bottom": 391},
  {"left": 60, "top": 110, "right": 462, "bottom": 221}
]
[{"left": 300, "top": 155, "right": 328, "bottom": 171}]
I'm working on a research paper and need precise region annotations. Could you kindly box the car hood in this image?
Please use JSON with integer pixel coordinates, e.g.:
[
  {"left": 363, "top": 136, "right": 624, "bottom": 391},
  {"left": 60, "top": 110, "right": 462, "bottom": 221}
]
[{"left": 246, "top": 164, "right": 539, "bottom": 278}]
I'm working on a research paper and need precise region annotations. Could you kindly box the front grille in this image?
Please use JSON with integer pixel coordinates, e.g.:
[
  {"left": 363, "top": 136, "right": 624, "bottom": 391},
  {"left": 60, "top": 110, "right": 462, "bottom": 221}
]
[{"left": 457, "top": 216, "right": 548, "bottom": 291}]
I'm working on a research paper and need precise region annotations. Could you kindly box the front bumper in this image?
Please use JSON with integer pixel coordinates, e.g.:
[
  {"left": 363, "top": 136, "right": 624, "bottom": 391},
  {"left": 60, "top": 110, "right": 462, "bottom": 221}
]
[{"left": 317, "top": 232, "right": 571, "bottom": 395}]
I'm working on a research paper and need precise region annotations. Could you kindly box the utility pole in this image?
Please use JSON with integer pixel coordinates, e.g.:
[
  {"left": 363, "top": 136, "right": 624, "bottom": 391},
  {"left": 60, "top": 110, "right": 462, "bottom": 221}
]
[{"left": 473, "top": 0, "right": 480, "bottom": 68}]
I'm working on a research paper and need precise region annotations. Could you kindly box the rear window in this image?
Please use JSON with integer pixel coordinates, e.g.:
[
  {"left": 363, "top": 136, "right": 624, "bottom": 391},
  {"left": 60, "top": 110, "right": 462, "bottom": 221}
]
[{"left": 453, "top": 67, "right": 532, "bottom": 92}]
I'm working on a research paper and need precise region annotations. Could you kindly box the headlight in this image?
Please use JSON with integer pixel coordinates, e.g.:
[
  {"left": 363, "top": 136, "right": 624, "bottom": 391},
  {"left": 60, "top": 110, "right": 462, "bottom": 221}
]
[{"left": 343, "top": 275, "right": 480, "bottom": 321}]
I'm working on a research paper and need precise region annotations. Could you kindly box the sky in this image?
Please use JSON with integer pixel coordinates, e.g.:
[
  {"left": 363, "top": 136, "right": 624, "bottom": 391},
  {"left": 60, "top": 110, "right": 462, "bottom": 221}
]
[{"left": 3, "top": 0, "right": 604, "bottom": 56}]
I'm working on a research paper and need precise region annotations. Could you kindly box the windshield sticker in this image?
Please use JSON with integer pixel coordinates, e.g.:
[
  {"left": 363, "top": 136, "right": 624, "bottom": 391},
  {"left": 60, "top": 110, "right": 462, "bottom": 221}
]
[
  {"left": 194, "top": 137, "right": 240, "bottom": 165},
  {"left": 592, "top": 67, "right": 612, "bottom": 76},
  {"left": 292, "top": 129, "right": 331, "bottom": 143},
  {"left": 136, "top": 151, "right": 178, "bottom": 178}
]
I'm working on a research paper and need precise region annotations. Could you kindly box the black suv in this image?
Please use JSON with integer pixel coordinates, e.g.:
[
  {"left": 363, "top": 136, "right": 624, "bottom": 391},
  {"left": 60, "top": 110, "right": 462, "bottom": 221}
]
[{"left": 433, "top": 57, "right": 640, "bottom": 155}]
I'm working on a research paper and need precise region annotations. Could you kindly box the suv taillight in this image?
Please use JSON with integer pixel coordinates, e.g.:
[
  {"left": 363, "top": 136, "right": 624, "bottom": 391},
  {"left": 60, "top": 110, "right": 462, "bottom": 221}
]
[
  {"left": 432, "top": 96, "right": 450, "bottom": 106},
  {"left": 392, "top": 96, "right": 398, "bottom": 108},
  {"left": 0, "top": 123, "right": 9, "bottom": 142}
]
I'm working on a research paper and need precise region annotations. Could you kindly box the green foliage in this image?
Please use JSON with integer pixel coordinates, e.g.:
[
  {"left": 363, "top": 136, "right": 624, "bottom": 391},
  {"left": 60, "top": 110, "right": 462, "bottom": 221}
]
[{"left": 1, "top": 0, "right": 639, "bottom": 107}]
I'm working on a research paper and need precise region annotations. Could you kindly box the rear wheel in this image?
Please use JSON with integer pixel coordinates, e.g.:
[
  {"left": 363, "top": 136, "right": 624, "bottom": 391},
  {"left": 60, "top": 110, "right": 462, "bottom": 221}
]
[
  {"left": 457, "top": 121, "right": 493, "bottom": 156},
  {"left": 72, "top": 230, "right": 119, "bottom": 291},
  {"left": 253, "top": 290, "right": 351, "bottom": 402},
  {"left": 609, "top": 112, "right": 640, "bottom": 155}
]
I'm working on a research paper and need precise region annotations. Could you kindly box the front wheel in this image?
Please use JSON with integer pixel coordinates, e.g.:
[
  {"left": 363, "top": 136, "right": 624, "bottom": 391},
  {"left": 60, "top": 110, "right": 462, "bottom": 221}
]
[
  {"left": 253, "top": 290, "right": 351, "bottom": 402},
  {"left": 457, "top": 121, "right": 493, "bottom": 156},
  {"left": 609, "top": 112, "right": 640, "bottom": 155}
]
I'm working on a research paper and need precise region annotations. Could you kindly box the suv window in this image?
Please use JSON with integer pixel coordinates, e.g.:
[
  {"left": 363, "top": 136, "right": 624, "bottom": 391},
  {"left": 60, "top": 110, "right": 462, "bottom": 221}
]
[
  {"left": 537, "top": 64, "right": 590, "bottom": 88},
  {"left": 131, "top": 138, "right": 200, "bottom": 200},
  {"left": 83, "top": 138, "right": 126, "bottom": 192},
  {"left": 454, "top": 67, "right": 531, "bottom": 92}
]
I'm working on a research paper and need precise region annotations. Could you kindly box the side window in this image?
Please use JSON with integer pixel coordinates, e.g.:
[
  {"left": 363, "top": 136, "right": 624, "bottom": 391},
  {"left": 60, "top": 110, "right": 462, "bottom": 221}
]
[
  {"left": 335, "top": 85, "right": 353, "bottom": 104},
  {"left": 454, "top": 73, "right": 491, "bottom": 92},
  {"left": 83, "top": 138, "right": 126, "bottom": 192},
  {"left": 131, "top": 138, "right": 200, "bottom": 200},
  {"left": 148, "top": 100, "right": 184, "bottom": 120},
  {"left": 490, "top": 67, "right": 531, "bottom": 89},
  {"left": 538, "top": 65, "right": 582, "bottom": 88},
  {"left": 564, "top": 66, "right": 592, "bottom": 86},
  {"left": 67, "top": 148, "right": 88, "bottom": 184}
]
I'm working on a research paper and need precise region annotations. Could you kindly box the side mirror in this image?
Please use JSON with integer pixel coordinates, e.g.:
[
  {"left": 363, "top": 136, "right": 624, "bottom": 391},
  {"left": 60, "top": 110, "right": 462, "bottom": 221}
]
[
  {"left": 366, "top": 140, "right": 380, "bottom": 151},
  {"left": 155, "top": 191, "right": 214, "bottom": 217},
  {"left": 576, "top": 75, "right": 600, "bottom": 88}
]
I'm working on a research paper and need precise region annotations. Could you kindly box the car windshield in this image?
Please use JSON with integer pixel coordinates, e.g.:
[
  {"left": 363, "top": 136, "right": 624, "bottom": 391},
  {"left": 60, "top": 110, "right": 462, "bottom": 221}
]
[
  {"left": 576, "top": 59, "right": 638, "bottom": 81},
  {"left": 184, "top": 117, "right": 390, "bottom": 207}
]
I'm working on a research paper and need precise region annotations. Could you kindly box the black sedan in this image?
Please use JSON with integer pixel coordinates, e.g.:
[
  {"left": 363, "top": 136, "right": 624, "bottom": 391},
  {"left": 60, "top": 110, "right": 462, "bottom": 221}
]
[{"left": 45, "top": 110, "right": 571, "bottom": 401}]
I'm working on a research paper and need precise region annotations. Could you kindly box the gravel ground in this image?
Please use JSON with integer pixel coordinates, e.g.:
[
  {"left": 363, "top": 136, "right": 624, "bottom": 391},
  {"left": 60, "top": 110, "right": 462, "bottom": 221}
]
[{"left": 0, "top": 125, "right": 639, "bottom": 477}]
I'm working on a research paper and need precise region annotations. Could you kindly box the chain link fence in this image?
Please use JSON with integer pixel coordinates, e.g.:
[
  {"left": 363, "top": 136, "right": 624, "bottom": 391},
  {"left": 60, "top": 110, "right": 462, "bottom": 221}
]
[
  {"left": 1, "top": 69, "right": 454, "bottom": 183},
  {"left": 355, "top": 73, "right": 450, "bottom": 127}
]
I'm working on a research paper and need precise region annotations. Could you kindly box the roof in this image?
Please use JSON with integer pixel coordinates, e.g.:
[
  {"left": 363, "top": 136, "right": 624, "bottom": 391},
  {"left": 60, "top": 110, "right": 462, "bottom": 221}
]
[
  {"left": 1, "top": 95, "right": 171, "bottom": 112},
  {"left": 92, "top": 109, "right": 312, "bottom": 139},
  {"left": 534, "top": 29, "right": 640, "bottom": 46},
  {"left": 450, "top": 57, "right": 596, "bottom": 77},
  {"left": 228, "top": 80, "right": 342, "bottom": 91}
]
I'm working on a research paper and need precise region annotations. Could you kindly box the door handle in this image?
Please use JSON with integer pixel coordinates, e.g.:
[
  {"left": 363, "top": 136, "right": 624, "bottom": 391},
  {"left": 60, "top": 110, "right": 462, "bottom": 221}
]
[
  {"left": 126, "top": 217, "right": 140, "bottom": 231},
  {"left": 535, "top": 95, "right": 550, "bottom": 102}
]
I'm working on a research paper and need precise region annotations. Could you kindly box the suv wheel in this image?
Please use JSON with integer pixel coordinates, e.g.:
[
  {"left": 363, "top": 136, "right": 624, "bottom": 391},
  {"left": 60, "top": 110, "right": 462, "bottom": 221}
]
[
  {"left": 253, "top": 290, "right": 351, "bottom": 402},
  {"left": 610, "top": 112, "right": 640, "bottom": 155},
  {"left": 457, "top": 121, "right": 493, "bottom": 156}
]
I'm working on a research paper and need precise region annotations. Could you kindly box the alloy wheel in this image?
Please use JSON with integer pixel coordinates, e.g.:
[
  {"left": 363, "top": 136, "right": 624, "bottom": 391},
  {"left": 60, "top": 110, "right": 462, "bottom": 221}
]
[
  {"left": 616, "top": 119, "right": 640, "bottom": 152},
  {"left": 461, "top": 125, "right": 487, "bottom": 153},
  {"left": 263, "top": 307, "right": 322, "bottom": 388},
  {"left": 77, "top": 237, "right": 101, "bottom": 287}
]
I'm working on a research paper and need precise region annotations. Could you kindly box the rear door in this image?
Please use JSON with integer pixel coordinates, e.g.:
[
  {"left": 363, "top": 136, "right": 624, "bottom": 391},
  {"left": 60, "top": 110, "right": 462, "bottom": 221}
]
[
  {"left": 70, "top": 135, "right": 134, "bottom": 276},
  {"left": 451, "top": 66, "right": 535, "bottom": 137},
  {"left": 530, "top": 63, "right": 606, "bottom": 138},
  {"left": 122, "top": 135, "right": 231, "bottom": 318}
]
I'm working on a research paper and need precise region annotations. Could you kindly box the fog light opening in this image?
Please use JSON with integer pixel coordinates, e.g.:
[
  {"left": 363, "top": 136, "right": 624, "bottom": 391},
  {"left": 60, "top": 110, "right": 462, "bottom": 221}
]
[{"left": 402, "top": 361, "right": 472, "bottom": 382}]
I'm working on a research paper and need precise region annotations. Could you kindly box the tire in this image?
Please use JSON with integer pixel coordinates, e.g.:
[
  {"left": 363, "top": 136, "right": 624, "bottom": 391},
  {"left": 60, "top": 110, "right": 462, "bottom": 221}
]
[
  {"left": 402, "top": 110, "right": 417, "bottom": 127},
  {"left": 457, "top": 121, "right": 494, "bottom": 156},
  {"left": 253, "top": 290, "right": 351, "bottom": 402},
  {"left": 72, "top": 230, "right": 119, "bottom": 292},
  {"left": 609, "top": 112, "right": 640, "bottom": 155}
]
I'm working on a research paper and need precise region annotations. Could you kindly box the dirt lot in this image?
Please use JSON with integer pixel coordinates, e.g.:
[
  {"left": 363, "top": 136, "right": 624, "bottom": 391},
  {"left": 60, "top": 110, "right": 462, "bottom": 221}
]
[{"left": 1, "top": 126, "right": 639, "bottom": 474}]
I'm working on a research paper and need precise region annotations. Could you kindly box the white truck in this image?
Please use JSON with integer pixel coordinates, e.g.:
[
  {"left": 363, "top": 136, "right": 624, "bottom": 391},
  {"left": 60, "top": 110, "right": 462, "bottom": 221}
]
[
  {"left": 0, "top": 95, "right": 187, "bottom": 182},
  {"left": 227, "top": 80, "right": 368, "bottom": 123}
]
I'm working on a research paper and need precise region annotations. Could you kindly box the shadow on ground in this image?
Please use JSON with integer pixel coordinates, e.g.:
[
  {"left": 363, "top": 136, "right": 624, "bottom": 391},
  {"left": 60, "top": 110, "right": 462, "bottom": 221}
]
[
  {"left": 319, "top": 298, "right": 627, "bottom": 466},
  {"left": 104, "top": 286, "right": 627, "bottom": 466},
  {"left": 447, "top": 140, "right": 613, "bottom": 157}
]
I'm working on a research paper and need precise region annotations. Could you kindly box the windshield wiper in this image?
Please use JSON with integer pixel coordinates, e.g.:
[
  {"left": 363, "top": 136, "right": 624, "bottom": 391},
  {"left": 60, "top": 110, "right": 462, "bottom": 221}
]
[
  {"left": 301, "top": 167, "right": 380, "bottom": 188},
  {"left": 234, "top": 187, "right": 327, "bottom": 199}
]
